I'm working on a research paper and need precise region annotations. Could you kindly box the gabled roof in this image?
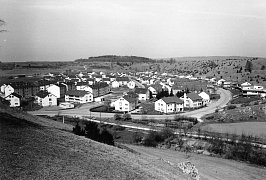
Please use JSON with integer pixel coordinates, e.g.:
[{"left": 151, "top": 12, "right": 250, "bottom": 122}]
[
  {"left": 135, "top": 88, "right": 148, "bottom": 94},
  {"left": 6, "top": 92, "right": 22, "bottom": 99},
  {"left": 123, "top": 95, "right": 137, "bottom": 103},
  {"left": 36, "top": 90, "right": 50, "bottom": 98},
  {"left": 65, "top": 90, "right": 90, "bottom": 97},
  {"left": 187, "top": 92, "right": 203, "bottom": 101},
  {"left": 161, "top": 96, "right": 183, "bottom": 104}
]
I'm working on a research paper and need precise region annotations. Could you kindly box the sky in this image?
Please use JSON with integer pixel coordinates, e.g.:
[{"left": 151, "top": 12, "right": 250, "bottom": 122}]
[{"left": 0, "top": 0, "right": 266, "bottom": 62}]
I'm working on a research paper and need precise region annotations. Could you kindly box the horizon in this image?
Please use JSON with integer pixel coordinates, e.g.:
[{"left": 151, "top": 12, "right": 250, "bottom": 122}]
[{"left": 1, "top": 0, "right": 266, "bottom": 62}]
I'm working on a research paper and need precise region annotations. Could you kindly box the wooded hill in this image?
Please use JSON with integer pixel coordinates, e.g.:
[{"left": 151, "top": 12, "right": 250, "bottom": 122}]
[{"left": 75, "top": 55, "right": 154, "bottom": 63}]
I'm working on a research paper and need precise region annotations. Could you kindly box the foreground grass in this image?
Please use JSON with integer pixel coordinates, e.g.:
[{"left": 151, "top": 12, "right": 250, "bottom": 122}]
[{"left": 0, "top": 109, "right": 186, "bottom": 180}]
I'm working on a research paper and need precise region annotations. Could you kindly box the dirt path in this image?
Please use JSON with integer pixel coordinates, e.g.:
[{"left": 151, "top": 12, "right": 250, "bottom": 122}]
[{"left": 125, "top": 144, "right": 266, "bottom": 180}]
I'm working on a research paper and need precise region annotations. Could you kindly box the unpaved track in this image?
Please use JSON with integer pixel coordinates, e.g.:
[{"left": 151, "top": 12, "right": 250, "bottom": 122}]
[{"left": 126, "top": 144, "right": 266, "bottom": 180}]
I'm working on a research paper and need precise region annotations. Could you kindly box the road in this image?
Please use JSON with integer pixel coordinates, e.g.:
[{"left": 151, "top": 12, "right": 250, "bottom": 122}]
[{"left": 28, "top": 88, "right": 231, "bottom": 122}]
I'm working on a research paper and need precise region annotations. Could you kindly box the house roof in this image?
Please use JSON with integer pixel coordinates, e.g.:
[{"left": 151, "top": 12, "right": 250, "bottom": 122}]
[
  {"left": 89, "top": 82, "right": 109, "bottom": 89},
  {"left": 36, "top": 90, "right": 50, "bottom": 98},
  {"left": 65, "top": 90, "right": 90, "bottom": 97},
  {"left": 187, "top": 92, "right": 203, "bottom": 101},
  {"left": 149, "top": 84, "right": 163, "bottom": 92},
  {"left": 123, "top": 95, "right": 137, "bottom": 103},
  {"left": 6, "top": 92, "right": 22, "bottom": 98},
  {"left": 161, "top": 96, "right": 183, "bottom": 104},
  {"left": 135, "top": 88, "right": 148, "bottom": 94}
]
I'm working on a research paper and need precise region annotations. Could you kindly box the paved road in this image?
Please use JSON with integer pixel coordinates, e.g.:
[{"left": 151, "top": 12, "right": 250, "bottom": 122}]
[{"left": 29, "top": 88, "right": 231, "bottom": 122}]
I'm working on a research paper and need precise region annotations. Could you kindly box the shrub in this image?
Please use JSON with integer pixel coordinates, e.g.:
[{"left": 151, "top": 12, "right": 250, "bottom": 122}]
[
  {"left": 114, "top": 113, "right": 122, "bottom": 120},
  {"left": 159, "top": 127, "right": 174, "bottom": 140},
  {"left": 73, "top": 122, "right": 85, "bottom": 136},
  {"left": 132, "top": 132, "right": 143, "bottom": 143},
  {"left": 99, "top": 129, "right": 114, "bottom": 145},
  {"left": 142, "top": 131, "right": 163, "bottom": 147},
  {"left": 122, "top": 113, "right": 132, "bottom": 121},
  {"left": 227, "top": 105, "right": 237, "bottom": 110},
  {"left": 84, "top": 121, "right": 101, "bottom": 141}
]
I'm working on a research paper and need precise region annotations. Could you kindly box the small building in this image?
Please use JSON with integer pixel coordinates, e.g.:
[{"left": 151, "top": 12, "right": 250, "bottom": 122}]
[
  {"left": 114, "top": 95, "right": 138, "bottom": 112},
  {"left": 3, "top": 85, "right": 14, "bottom": 97},
  {"left": 47, "top": 84, "right": 60, "bottom": 98},
  {"left": 111, "top": 80, "right": 120, "bottom": 88},
  {"left": 135, "top": 88, "right": 150, "bottom": 101},
  {"left": 127, "top": 80, "right": 136, "bottom": 89},
  {"left": 35, "top": 90, "right": 57, "bottom": 107},
  {"left": 116, "top": 77, "right": 130, "bottom": 86},
  {"left": 59, "top": 102, "right": 75, "bottom": 109},
  {"left": 5, "top": 92, "right": 21, "bottom": 107},
  {"left": 65, "top": 90, "right": 93, "bottom": 104},
  {"left": 198, "top": 92, "right": 210, "bottom": 106},
  {"left": 180, "top": 92, "right": 203, "bottom": 108},
  {"left": 155, "top": 96, "right": 184, "bottom": 114}
]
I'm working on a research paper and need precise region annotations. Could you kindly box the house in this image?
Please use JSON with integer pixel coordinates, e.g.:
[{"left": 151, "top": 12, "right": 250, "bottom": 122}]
[
  {"left": 148, "top": 84, "right": 163, "bottom": 97},
  {"left": 114, "top": 95, "right": 138, "bottom": 112},
  {"left": 180, "top": 92, "right": 203, "bottom": 108},
  {"left": 3, "top": 85, "right": 14, "bottom": 97},
  {"left": 102, "top": 78, "right": 111, "bottom": 84},
  {"left": 241, "top": 85, "right": 266, "bottom": 97},
  {"left": 116, "top": 77, "right": 130, "bottom": 86},
  {"left": 155, "top": 96, "right": 184, "bottom": 114},
  {"left": 111, "top": 80, "right": 120, "bottom": 88},
  {"left": 35, "top": 90, "right": 57, "bottom": 107},
  {"left": 5, "top": 92, "right": 21, "bottom": 107},
  {"left": 217, "top": 79, "right": 226, "bottom": 86},
  {"left": 65, "top": 90, "right": 93, "bottom": 104},
  {"left": 135, "top": 88, "right": 150, "bottom": 101},
  {"left": 198, "top": 92, "right": 210, "bottom": 106},
  {"left": 241, "top": 82, "right": 252, "bottom": 87},
  {"left": 76, "top": 82, "right": 93, "bottom": 93},
  {"left": 89, "top": 82, "right": 110, "bottom": 97},
  {"left": 127, "top": 80, "right": 136, "bottom": 89},
  {"left": 47, "top": 84, "right": 60, "bottom": 98}
]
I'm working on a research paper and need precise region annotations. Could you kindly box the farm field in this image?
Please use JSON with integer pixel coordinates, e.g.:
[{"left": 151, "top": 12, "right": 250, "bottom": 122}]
[
  {"left": 126, "top": 144, "right": 266, "bottom": 180},
  {"left": 200, "top": 122, "right": 266, "bottom": 139}
]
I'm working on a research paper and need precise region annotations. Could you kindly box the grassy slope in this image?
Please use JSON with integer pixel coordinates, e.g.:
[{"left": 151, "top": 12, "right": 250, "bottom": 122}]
[
  {"left": 0, "top": 108, "right": 187, "bottom": 180},
  {"left": 126, "top": 144, "right": 266, "bottom": 180}
]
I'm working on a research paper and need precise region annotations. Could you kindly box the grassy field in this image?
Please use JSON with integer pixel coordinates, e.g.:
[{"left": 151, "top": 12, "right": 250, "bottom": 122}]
[
  {"left": 126, "top": 144, "right": 266, "bottom": 180},
  {"left": 0, "top": 108, "right": 188, "bottom": 180},
  {"left": 200, "top": 122, "right": 266, "bottom": 139}
]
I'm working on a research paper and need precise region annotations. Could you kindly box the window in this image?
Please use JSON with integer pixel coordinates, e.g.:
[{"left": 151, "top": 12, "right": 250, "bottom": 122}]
[
  {"left": 119, "top": 102, "right": 122, "bottom": 106},
  {"left": 49, "top": 98, "right": 52, "bottom": 101}
]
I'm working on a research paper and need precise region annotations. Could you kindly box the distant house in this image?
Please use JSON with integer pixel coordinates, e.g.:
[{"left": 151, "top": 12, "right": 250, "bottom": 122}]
[
  {"left": 148, "top": 84, "right": 163, "bottom": 97},
  {"left": 116, "top": 77, "right": 130, "bottom": 86},
  {"left": 135, "top": 88, "right": 150, "bottom": 101},
  {"left": 198, "top": 92, "right": 210, "bottom": 106},
  {"left": 35, "top": 90, "right": 57, "bottom": 107},
  {"left": 102, "top": 78, "right": 111, "bottom": 84},
  {"left": 76, "top": 82, "right": 93, "bottom": 93},
  {"left": 89, "top": 82, "right": 110, "bottom": 97},
  {"left": 47, "top": 84, "right": 60, "bottom": 98},
  {"left": 5, "top": 92, "right": 21, "bottom": 107},
  {"left": 155, "top": 96, "right": 184, "bottom": 114},
  {"left": 217, "top": 79, "right": 226, "bottom": 86},
  {"left": 114, "top": 95, "right": 138, "bottom": 112},
  {"left": 111, "top": 80, "right": 120, "bottom": 88},
  {"left": 241, "top": 82, "right": 252, "bottom": 87},
  {"left": 241, "top": 85, "right": 266, "bottom": 97},
  {"left": 180, "top": 92, "right": 203, "bottom": 108},
  {"left": 127, "top": 80, "right": 136, "bottom": 89},
  {"left": 65, "top": 90, "right": 93, "bottom": 104},
  {"left": 3, "top": 85, "right": 14, "bottom": 97}
]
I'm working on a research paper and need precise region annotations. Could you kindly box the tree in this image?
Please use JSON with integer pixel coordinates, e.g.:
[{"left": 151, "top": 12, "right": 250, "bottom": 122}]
[
  {"left": 245, "top": 60, "right": 253, "bottom": 73},
  {"left": 84, "top": 121, "right": 100, "bottom": 141},
  {"left": 0, "top": 19, "right": 6, "bottom": 32},
  {"left": 73, "top": 122, "right": 85, "bottom": 136},
  {"left": 261, "top": 65, "right": 265, "bottom": 70},
  {"left": 122, "top": 113, "right": 131, "bottom": 121},
  {"left": 114, "top": 113, "right": 122, "bottom": 120},
  {"left": 99, "top": 128, "right": 114, "bottom": 145}
]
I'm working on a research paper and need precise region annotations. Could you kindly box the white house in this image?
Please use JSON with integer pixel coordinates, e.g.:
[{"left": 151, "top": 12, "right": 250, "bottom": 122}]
[
  {"left": 127, "top": 80, "right": 136, "bottom": 89},
  {"left": 4, "top": 85, "right": 14, "bottom": 97},
  {"left": 241, "top": 82, "right": 252, "bottom": 87},
  {"left": 1, "top": 84, "right": 7, "bottom": 94},
  {"left": 217, "top": 79, "right": 226, "bottom": 86},
  {"left": 180, "top": 92, "right": 203, "bottom": 108},
  {"left": 65, "top": 90, "right": 93, "bottom": 104},
  {"left": 135, "top": 88, "right": 150, "bottom": 101},
  {"left": 116, "top": 77, "right": 130, "bottom": 86},
  {"left": 111, "top": 81, "right": 120, "bottom": 88},
  {"left": 35, "top": 90, "right": 57, "bottom": 107},
  {"left": 76, "top": 83, "right": 93, "bottom": 93},
  {"left": 47, "top": 84, "right": 60, "bottom": 98},
  {"left": 198, "top": 92, "right": 210, "bottom": 106},
  {"left": 114, "top": 95, "right": 137, "bottom": 112},
  {"left": 5, "top": 92, "right": 21, "bottom": 107},
  {"left": 155, "top": 96, "right": 184, "bottom": 114}
]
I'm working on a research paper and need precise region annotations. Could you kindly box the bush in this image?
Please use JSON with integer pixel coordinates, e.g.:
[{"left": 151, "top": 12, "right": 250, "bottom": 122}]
[
  {"left": 122, "top": 113, "right": 132, "bottom": 121},
  {"left": 132, "top": 132, "right": 143, "bottom": 143},
  {"left": 227, "top": 105, "right": 237, "bottom": 110},
  {"left": 142, "top": 131, "right": 163, "bottom": 147},
  {"left": 114, "top": 113, "right": 122, "bottom": 120},
  {"left": 99, "top": 129, "right": 114, "bottom": 145},
  {"left": 159, "top": 128, "right": 174, "bottom": 140},
  {"left": 73, "top": 122, "right": 85, "bottom": 136},
  {"left": 84, "top": 121, "right": 101, "bottom": 141}
]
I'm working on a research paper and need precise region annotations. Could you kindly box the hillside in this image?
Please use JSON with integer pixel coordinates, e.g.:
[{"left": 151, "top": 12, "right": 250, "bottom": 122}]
[{"left": 0, "top": 108, "right": 187, "bottom": 180}]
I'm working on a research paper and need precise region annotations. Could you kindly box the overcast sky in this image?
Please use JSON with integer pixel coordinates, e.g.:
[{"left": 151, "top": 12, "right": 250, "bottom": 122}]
[{"left": 0, "top": 0, "right": 266, "bottom": 62}]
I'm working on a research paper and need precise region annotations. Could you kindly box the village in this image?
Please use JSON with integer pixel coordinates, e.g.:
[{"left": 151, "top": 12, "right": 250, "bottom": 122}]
[{"left": 1, "top": 69, "right": 265, "bottom": 116}]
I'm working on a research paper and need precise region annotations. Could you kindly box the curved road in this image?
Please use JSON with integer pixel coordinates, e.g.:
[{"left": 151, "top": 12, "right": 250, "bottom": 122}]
[{"left": 28, "top": 88, "right": 231, "bottom": 122}]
